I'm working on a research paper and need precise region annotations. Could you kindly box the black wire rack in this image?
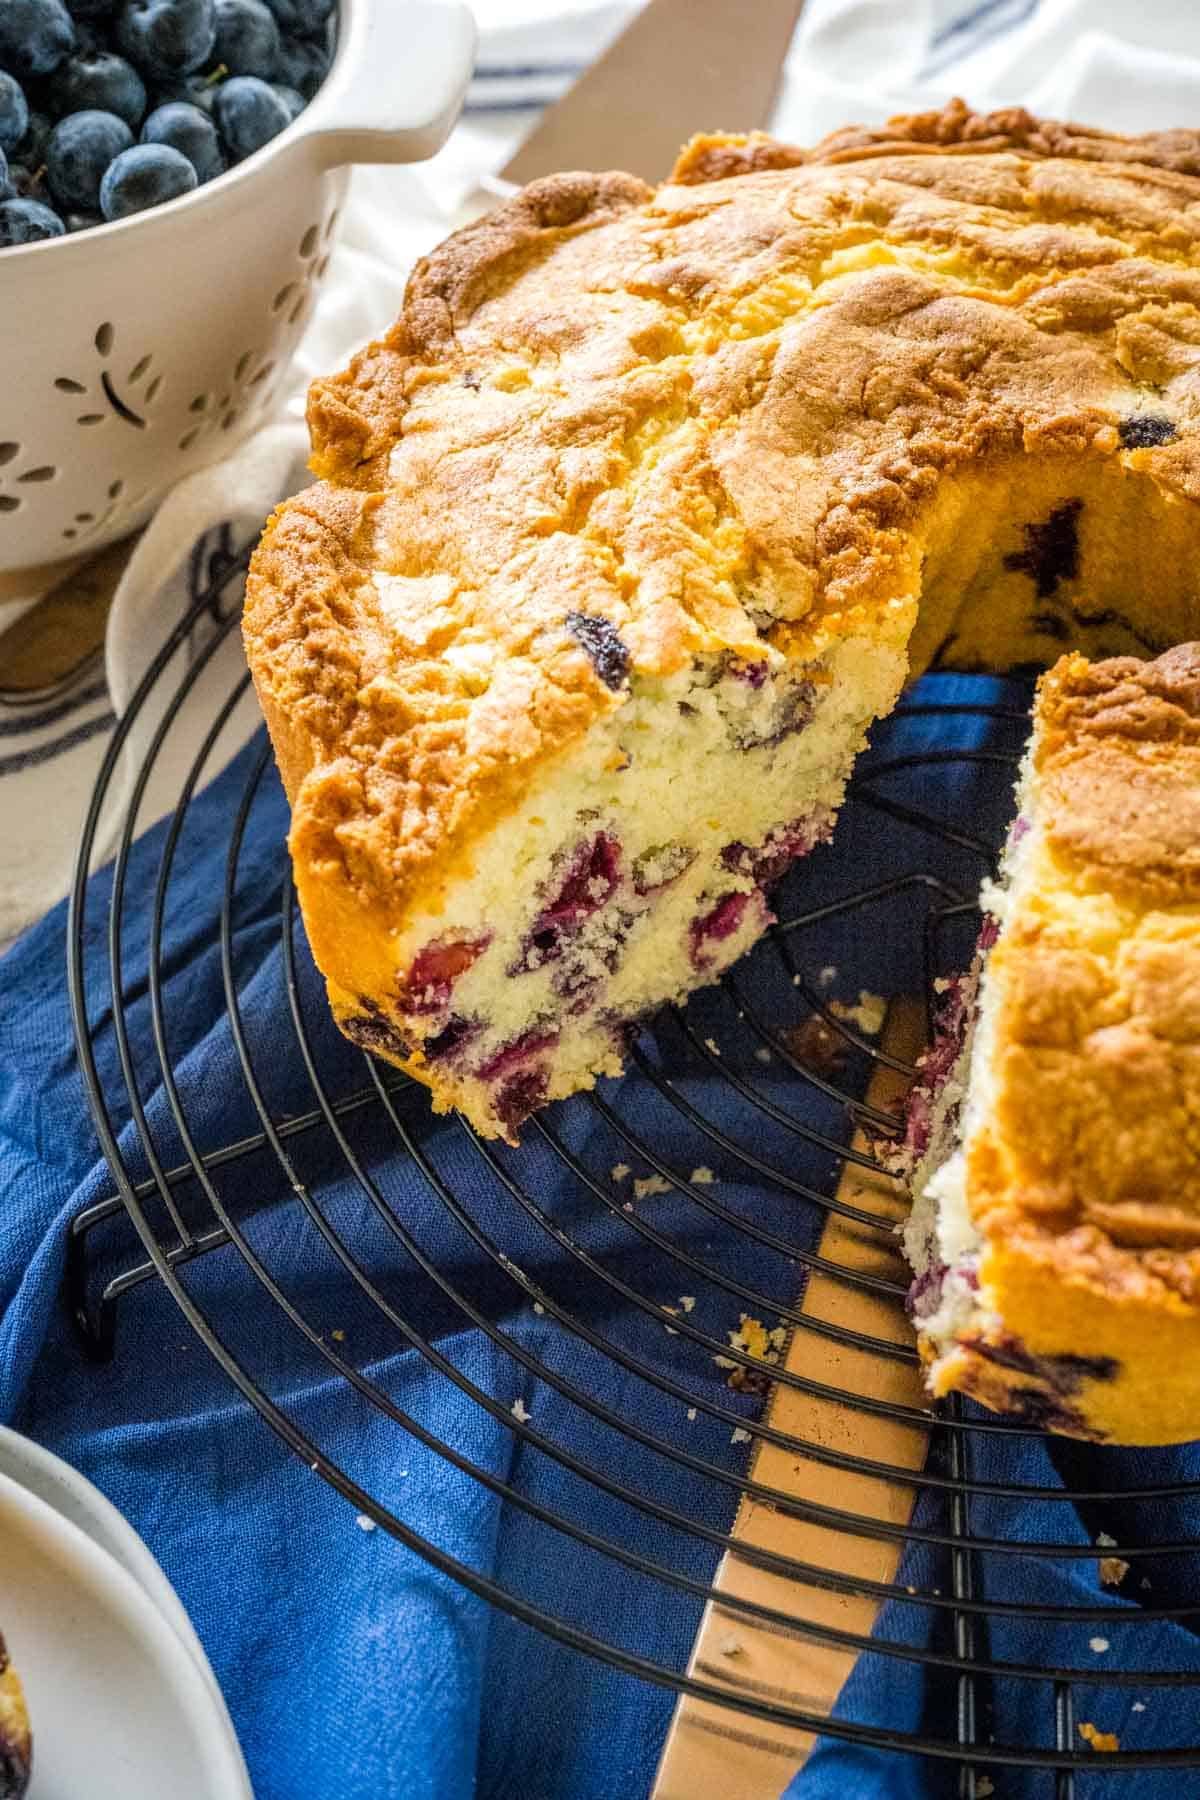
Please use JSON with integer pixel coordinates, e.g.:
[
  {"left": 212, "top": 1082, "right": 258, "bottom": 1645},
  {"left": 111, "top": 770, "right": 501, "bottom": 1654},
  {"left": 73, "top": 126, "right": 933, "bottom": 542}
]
[{"left": 64, "top": 540, "right": 1200, "bottom": 1792}]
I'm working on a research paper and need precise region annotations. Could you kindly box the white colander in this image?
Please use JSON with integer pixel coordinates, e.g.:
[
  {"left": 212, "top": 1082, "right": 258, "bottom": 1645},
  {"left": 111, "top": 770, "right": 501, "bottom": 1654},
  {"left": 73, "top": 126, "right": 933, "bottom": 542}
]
[{"left": 0, "top": 0, "right": 475, "bottom": 587}]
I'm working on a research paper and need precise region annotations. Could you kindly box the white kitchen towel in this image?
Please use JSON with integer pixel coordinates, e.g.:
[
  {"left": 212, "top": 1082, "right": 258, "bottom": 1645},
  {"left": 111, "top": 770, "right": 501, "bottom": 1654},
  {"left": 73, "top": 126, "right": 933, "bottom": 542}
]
[{"left": 5, "top": 0, "right": 1200, "bottom": 947}]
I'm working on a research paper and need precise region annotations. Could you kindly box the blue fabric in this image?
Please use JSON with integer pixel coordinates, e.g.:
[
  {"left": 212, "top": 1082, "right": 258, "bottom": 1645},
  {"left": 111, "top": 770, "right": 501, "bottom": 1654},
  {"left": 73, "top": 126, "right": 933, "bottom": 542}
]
[
  {"left": 791, "top": 1427, "right": 1200, "bottom": 1796},
  {"left": 2, "top": 673, "right": 1195, "bottom": 1799}
]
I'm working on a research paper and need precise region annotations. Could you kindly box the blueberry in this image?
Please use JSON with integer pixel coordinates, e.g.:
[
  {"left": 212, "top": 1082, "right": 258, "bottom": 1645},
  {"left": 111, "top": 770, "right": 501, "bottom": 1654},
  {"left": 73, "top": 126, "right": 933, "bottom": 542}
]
[
  {"left": 212, "top": 0, "right": 278, "bottom": 77},
  {"left": 212, "top": 72, "right": 290, "bottom": 159},
  {"left": 263, "top": 0, "right": 332, "bottom": 33},
  {"left": 0, "top": 74, "right": 30, "bottom": 156},
  {"left": 0, "top": 147, "right": 9, "bottom": 198},
  {"left": 1119, "top": 414, "right": 1177, "bottom": 449},
  {"left": 272, "top": 31, "right": 327, "bottom": 99},
  {"left": 272, "top": 81, "right": 302, "bottom": 120},
  {"left": 99, "top": 138, "right": 195, "bottom": 216},
  {"left": 50, "top": 50, "right": 148, "bottom": 127},
  {"left": 152, "top": 72, "right": 217, "bottom": 113},
  {"left": 0, "top": 1, "right": 77, "bottom": 79},
  {"left": 64, "top": 16, "right": 107, "bottom": 50},
  {"left": 18, "top": 109, "right": 54, "bottom": 166},
  {"left": 0, "top": 195, "right": 66, "bottom": 242},
  {"left": 115, "top": 0, "right": 215, "bottom": 81},
  {"left": 141, "top": 99, "right": 221, "bottom": 179},
  {"left": 565, "top": 611, "right": 630, "bottom": 689},
  {"left": 46, "top": 107, "right": 132, "bottom": 209}
]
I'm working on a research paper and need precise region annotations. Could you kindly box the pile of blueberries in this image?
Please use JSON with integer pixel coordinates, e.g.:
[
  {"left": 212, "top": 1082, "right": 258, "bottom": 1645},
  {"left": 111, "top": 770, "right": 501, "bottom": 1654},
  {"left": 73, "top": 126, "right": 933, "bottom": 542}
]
[{"left": 0, "top": 0, "right": 335, "bottom": 248}]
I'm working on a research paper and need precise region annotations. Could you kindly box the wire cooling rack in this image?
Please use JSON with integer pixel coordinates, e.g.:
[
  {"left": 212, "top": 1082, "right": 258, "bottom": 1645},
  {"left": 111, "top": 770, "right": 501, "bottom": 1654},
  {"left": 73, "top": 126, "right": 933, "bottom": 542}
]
[{"left": 64, "top": 542, "right": 1200, "bottom": 1790}]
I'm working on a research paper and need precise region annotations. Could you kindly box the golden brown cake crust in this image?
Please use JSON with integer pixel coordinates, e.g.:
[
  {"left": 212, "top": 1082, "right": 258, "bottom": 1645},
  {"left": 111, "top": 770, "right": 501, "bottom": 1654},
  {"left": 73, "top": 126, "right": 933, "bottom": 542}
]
[
  {"left": 1037, "top": 643, "right": 1200, "bottom": 904},
  {"left": 244, "top": 99, "right": 1200, "bottom": 965}
]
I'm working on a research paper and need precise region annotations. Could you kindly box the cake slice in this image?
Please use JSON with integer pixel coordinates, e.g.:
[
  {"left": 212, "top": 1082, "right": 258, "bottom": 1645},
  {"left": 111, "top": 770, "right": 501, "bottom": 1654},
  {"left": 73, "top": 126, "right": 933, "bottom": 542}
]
[
  {"left": 902, "top": 646, "right": 1200, "bottom": 1444},
  {"left": 0, "top": 1633, "right": 31, "bottom": 1799},
  {"left": 256, "top": 589, "right": 904, "bottom": 1140}
]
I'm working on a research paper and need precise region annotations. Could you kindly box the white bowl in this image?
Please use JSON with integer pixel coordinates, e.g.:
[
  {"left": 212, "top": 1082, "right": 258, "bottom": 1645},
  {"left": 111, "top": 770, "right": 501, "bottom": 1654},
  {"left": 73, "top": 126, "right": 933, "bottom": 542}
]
[
  {"left": 0, "top": 1426, "right": 220, "bottom": 1698},
  {"left": 0, "top": 0, "right": 475, "bottom": 582},
  {"left": 0, "top": 1467, "right": 252, "bottom": 1799}
]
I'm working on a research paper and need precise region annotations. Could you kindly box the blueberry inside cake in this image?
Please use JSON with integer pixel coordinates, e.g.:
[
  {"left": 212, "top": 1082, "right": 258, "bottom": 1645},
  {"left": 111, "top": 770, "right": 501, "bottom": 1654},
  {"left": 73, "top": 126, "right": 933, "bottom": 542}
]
[
  {"left": 246, "top": 101, "right": 1200, "bottom": 1144},
  {"left": 901, "top": 646, "right": 1200, "bottom": 1444},
  {"left": 0, "top": 1633, "right": 30, "bottom": 1800}
]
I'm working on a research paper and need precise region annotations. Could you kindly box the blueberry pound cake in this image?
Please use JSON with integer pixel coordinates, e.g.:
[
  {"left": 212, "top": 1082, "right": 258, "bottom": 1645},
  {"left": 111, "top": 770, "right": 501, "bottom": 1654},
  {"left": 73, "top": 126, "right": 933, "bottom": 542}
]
[
  {"left": 246, "top": 99, "right": 1200, "bottom": 1142},
  {"left": 0, "top": 1633, "right": 30, "bottom": 1798},
  {"left": 903, "top": 646, "right": 1200, "bottom": 1444}
]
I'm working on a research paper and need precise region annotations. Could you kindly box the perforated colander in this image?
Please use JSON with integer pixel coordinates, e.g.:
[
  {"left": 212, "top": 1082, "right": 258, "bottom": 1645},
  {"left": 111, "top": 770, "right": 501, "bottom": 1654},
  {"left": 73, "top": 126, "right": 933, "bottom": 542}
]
[{"left": 0, "top": 0, "right": 474, "bottom": 587}]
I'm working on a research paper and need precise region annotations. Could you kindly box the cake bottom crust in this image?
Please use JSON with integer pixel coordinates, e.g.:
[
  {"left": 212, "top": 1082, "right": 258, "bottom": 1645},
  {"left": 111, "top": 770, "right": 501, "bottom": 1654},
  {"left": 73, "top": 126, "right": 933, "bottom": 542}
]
[{"left": 925, "top": 1217, "right": 1200, "bottom": 1444}]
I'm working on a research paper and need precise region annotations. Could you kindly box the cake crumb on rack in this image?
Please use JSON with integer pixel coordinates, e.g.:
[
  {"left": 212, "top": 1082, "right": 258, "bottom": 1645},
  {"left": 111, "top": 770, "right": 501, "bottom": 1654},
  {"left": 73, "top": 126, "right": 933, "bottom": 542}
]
[
  {"left": 729, "top": 1315, "right": 780, "bottom": 1363},
  {"left": 728, "top": 1365, "right": 772, "bottom": 1396},
  {"left": 717, "top": 1632, "right": 744, "bottom": 1657},
  {"left": 355, "top": 1514, "right": 376, "bottom": 1533},
  {"left": 731, "top": 1427, "right": 751, "bottom": 1444},
  {"left": 511, "top": 1398, "right": 531, "bottom": 1424},
  {"left": 818, "top": 965, "right": 837, "bottom": 987},
  {"left": 634, "top": 1173, "right": 673, "bottom": 1201},
  {"left": 533, "top": 1301, "right": 545, "bottom": 1315},
  {"left": 331, "top": 1329, "right": 346, "bottom": 1342},
  {"left": 976, "top": 1779, "right": 994, "bottom": 1798},
  {"left": 1089, "top": 1637, "right": 1109, "bottom": 1654},
  {"left": 704, "top": 1037, "right": 721, "bottom": 1057},
  {"left": 784, "top": 1014, "right": 847, "bottom": 1076},
  {"left": 723, "top": 1313, "right": 783, "bottom": 1393},
  {"left": 1095, "top": 1532, "right": 1130, "bottom": 1587},
  {"left": 755, "top": 1046, "right": 773, "bottom": 1063},
  {"left": 1133, "top": 1702, "right": 1146, "bottom": 1713},
  {"left": 686, "top": 1407, "right": 697, "bottom": 1421},
  {"left": 610, "top": 1163, "right": 631, "bottom": 1182},
  {"left": 1078, "top": 1722, "right": 1119, "bottom": 1752},
  {"left": 829, "top": 989, "right": 887, "bottom": 1035},
  {"left": 678, "top": 1295, "right": 695, "bottom": 1313},
  {"left": 689, "top": 1166, "right": 715, "bottom": 1185}
]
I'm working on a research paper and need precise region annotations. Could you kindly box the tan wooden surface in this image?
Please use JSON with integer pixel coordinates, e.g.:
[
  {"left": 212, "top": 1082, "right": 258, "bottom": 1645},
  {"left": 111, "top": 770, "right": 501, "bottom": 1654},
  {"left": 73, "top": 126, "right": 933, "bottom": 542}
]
[{"left": 653, "top": 999, "right": 929, "bottom": 1799}]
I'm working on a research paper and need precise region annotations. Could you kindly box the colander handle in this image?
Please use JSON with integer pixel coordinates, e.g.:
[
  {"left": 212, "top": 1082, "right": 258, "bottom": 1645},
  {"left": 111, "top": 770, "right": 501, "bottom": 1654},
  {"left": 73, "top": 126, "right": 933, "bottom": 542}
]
[{"left": 298, "top": 0, "right": 476, "bottom": 168}]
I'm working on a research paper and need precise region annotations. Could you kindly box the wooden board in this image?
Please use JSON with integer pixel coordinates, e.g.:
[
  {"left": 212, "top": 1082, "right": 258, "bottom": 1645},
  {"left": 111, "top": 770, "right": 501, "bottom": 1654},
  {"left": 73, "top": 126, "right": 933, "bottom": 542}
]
[{"left": 653, "top": 998, "right": 929, "bottom": 1798}]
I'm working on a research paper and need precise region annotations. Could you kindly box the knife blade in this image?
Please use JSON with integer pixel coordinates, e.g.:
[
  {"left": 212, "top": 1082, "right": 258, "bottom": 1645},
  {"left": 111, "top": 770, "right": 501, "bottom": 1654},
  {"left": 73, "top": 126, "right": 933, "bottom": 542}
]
[{"left": 496, "top": 0, "right": 807, "bottom": 190}]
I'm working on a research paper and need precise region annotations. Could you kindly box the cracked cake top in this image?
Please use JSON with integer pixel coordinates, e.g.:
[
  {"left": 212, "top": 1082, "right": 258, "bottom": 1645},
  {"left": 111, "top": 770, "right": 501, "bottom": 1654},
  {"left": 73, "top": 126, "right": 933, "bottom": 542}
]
[{"left": 245, "top": 98, "right": 1200, "bottom": 922}]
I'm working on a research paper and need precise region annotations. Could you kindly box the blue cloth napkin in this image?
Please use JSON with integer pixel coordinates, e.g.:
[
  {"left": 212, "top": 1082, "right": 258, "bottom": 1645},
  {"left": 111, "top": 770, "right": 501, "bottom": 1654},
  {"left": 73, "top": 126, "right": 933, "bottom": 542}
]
[
  {"left": 2, "top": 670, "right": 1197, "bottom": 1800},
  {"left": 791, "top": 1424, "right": 1200, "bottom": 1797}
]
